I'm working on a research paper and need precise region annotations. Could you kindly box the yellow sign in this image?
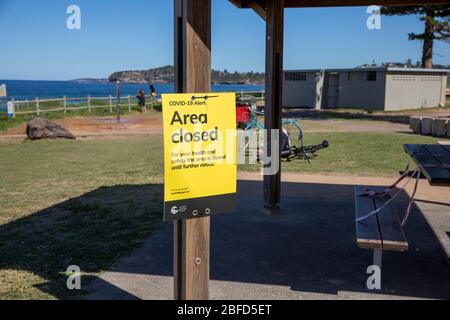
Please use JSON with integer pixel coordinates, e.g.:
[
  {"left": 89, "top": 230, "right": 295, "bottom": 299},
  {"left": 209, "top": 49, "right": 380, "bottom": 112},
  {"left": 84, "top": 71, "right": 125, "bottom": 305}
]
[{"left": 162, "top": 93, "right": 237, "bottom": 221}]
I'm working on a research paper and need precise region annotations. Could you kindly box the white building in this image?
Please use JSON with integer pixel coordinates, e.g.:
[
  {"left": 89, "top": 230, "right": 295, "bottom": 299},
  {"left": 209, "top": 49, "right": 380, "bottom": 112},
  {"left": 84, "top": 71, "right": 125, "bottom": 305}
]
[{"left": 283, "top": 67, "right": 449, "bottom": 111}]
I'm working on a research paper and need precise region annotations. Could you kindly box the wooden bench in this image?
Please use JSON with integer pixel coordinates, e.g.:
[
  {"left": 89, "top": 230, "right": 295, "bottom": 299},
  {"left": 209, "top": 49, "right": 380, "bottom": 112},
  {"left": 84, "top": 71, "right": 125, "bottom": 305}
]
[{"left": 355, "top": 187, "right": 408, "bottom": 272}]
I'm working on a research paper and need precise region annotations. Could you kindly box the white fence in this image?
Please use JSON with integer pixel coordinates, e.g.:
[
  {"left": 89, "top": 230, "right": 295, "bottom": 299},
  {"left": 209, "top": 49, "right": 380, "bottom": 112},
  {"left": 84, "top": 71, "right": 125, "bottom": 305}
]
[
  {"left": 2, "top": 91, "right": 265, "bottom": 117},
  {"left": 11, "top": 95, "right": 155, "bottom": 116}
]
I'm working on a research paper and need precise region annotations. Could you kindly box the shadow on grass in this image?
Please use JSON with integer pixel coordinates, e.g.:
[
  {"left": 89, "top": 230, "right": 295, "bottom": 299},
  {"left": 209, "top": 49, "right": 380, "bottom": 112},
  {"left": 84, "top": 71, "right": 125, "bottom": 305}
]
[
  {"left": 85, "top": 180, "right": 450, "bottom": 300},
  {"left": 0, "top": 183, "right": 163, "bottom": 299},
  {"left": 2, "top": 180, "right": 449, "bottom": 300}
]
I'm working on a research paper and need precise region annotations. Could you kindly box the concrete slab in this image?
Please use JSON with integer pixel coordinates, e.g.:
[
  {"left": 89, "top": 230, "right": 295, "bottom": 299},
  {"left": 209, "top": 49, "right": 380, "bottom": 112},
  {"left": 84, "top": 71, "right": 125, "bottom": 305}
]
[
  {"left": 414, "top": 200, "right": 450, "bottom": 265},
  {"left": 410, "top": 117, "right": 422, "bottom": 134},
  {"left": 421, "top": 117, "right": 433, "bottom": 135},
  {"left": 84, "top": 173, "right": 450, "bottom": 300},
  {"left": 448, "top": 123, "right": 450, "bottom": 138},
  {"left": 432, "top": 118, "right": 449, "bottom": 137}
]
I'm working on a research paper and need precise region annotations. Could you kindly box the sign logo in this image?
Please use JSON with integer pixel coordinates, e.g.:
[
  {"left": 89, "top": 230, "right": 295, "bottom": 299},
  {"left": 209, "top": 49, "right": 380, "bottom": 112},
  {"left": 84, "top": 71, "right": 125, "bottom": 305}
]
[{"left": 171, "top": 206, "right": 179, "bottom": 215}]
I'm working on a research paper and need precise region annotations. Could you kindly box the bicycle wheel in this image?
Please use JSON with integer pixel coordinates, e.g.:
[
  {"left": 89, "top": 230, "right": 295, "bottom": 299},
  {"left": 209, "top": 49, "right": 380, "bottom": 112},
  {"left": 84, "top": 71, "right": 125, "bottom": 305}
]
[{"left": 282, "top": 119, "right": 304, "bottom": 150}]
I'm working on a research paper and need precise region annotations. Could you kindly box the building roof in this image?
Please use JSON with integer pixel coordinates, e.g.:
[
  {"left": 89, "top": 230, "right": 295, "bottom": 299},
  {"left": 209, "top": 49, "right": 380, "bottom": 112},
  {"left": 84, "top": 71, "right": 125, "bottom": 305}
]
[
  {"left": 284, "top": 67, "right": 450, "bottom": 74},
  {"left": 229, "top": 1, "right": 450, "bottom": 21},
  {"left": 230, "top": 1, "right": 450, "bottom": 9}
]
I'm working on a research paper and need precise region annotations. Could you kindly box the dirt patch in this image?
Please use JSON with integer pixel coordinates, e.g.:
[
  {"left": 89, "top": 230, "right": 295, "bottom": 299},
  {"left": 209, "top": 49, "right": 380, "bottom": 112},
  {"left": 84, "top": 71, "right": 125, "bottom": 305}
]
[
  {"left": 0, "top": 111, "right": 414, "bottom": 140},
  {"left": 0, "top": 114, "right": 163, "bottom": 138}
]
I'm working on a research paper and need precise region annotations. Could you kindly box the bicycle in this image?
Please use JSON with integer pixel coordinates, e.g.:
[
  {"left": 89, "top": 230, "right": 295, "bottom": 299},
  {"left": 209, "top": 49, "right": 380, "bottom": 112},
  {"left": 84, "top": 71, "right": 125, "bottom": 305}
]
[{"left": 237, "top": 102, "right": 328, "bottom": 163}]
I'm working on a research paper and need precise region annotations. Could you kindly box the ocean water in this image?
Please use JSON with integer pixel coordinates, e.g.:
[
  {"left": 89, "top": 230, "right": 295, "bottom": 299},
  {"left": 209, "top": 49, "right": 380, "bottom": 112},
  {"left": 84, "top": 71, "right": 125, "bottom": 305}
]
[{"left": 0, "top": 80, "right": 264, "bottom": 101}]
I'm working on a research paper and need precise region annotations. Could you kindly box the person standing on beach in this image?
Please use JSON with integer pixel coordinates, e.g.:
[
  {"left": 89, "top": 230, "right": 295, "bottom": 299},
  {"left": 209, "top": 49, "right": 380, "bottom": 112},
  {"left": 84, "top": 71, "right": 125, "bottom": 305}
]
[
  {"left": 136, "top": 90, "right": 146, "bottom": 113},
  {"left": 149, "top": 81, "right": 156, "bottom": 98},
  {"left": 149, "top": 81, "right": 157, "bottom": 111}
]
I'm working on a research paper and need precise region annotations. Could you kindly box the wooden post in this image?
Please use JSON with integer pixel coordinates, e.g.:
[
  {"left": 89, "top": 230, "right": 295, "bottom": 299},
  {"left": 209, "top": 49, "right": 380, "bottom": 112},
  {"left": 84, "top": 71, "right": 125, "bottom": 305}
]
[
  {"left": 264, "top": 0, "right": 284, "bottom": 212},
  {"left": 174, "top": 0, "right": 211, "bottom": 300},
  {"left": 88, "top": 95, "right": 91, "bottom": 113},
  {"left": 109, "top": 95, "right": 113, "bottom": 113},
  {"left": 128, "top": 95, "right": 131, "bottom": 113},
  {"left": 64, "top": 96, "right": 67, "bottom": 113},
  {"left": 115, "top": 81, "right": 121, "bottom": 123},
  {"left": 36, "top": 98, "right": 40, "bottom": 116}
]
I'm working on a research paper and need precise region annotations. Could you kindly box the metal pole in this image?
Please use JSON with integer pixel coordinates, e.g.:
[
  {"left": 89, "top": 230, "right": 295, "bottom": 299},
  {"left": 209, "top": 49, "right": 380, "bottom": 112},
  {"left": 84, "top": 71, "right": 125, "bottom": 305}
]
[
  {"left": 12, "top": 98, "right": 15, "bottom": 118},
  {"left": 150, "top": 95, "right": 153, "bottom": 113},
  {"left": 36, "top": 98, "right": 40, "bottom": 117},
  {"left": 373, "top": 248, "right": 382, "bottom": 289},
  {"left": 115, "top": 81, "right": 121, "bottom": 123},
  {"left": 373, "top": 249, "right": 382, "bottom": 270}
]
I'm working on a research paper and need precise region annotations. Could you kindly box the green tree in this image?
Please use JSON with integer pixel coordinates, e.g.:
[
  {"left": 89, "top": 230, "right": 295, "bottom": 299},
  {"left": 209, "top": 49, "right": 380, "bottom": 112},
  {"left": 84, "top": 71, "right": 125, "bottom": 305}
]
[{"left": 381, "top": 5, "right": 450, "bottom": 68}]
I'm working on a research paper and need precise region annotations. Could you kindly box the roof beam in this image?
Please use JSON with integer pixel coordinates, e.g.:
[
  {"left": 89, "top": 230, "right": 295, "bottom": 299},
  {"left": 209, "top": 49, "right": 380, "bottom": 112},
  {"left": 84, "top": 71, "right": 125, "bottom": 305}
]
[
  {"left": 246, "top": 0, "right": 267, "bottom": 20},
  {"left": 230, "top": 0, "right": 450, "bottom": 8},
  {"left": 284, "top": 0, "right": 450, "bottom": 7},
  {"left": 230, "top": 0, "right": 267, "bottom": 20}
]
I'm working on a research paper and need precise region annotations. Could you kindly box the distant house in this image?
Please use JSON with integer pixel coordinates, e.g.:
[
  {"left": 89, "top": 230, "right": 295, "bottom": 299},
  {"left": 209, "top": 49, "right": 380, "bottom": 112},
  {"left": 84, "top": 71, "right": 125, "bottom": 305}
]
[{"left": 283, "top": 67, "right": 449, "bottom": 111}]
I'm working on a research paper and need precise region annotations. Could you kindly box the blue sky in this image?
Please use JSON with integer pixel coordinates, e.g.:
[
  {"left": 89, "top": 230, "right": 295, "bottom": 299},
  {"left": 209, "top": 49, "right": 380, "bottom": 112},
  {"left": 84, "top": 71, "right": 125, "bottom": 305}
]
[{"left": 0, "top": 0, "right": 449, "bottom": 80}]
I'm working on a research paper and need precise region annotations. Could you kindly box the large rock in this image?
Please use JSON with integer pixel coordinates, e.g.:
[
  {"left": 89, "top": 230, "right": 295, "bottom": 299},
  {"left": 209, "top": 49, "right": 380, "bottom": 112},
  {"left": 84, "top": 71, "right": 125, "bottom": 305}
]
[
  {"left": 432, "top": 118, "right": 449, "bottom": 137},
  {"left": 26, "top": 118, "right": 75, "bottom": 140}
]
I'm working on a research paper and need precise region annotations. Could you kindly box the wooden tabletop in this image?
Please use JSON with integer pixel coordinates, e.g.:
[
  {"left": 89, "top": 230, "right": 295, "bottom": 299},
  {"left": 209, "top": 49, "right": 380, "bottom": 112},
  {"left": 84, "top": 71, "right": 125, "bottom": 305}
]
[{"left": 404, "top": 144, "right": 450, "bottom": 186}]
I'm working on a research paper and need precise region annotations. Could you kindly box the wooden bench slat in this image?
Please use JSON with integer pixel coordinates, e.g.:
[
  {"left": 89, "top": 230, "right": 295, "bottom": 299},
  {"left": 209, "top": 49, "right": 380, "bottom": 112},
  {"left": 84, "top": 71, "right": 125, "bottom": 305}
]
[
  {"left": 424, "top": 144, "right": 450, "bottom": 155},
  {"left": 372, "top": 190, "right": 408, "bottom": 252},
  {"left": 404, "top": 144, "right": 424, "bottom": 155},
  {"left": 413, "top": 153, "right": 450, "bottom": 186},
  {"left": 355, "top": 187, "right": 409, "bottom": 252},
  {"left": 355, "top": 187, "right": 382, "bottom": 250},
  {"left": 405, "top": 144, "right": 450, "bottom": 186}
]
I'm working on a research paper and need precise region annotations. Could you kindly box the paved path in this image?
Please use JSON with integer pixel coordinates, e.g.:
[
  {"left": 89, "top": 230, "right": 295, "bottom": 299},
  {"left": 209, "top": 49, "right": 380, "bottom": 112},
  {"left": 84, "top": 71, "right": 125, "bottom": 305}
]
[{"left": 84, "top": 173, "right": 450, "bottom": 300}]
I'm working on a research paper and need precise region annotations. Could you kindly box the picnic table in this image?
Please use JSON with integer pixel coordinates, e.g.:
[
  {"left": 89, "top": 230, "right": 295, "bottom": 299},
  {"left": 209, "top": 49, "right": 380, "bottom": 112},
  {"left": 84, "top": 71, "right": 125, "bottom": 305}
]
[
  {"left": 403, "top": 144, "right": 450, "bottom": 186},
  {"left": 355, "top": 143, "right": 450, "bottom": 276}
]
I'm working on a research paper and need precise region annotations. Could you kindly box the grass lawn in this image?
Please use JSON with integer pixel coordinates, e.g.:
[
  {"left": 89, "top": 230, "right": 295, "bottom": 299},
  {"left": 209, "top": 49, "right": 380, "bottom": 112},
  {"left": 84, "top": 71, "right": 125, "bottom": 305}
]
[
  {"left": 0, "top": 136, "right": 164, "bottom": 299},
  {"left": 0, "top": 130, "right": 447, "bottom": 299},
  {"left": 241, "top": 132, "right": 448, "bottom": 176}
]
